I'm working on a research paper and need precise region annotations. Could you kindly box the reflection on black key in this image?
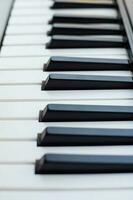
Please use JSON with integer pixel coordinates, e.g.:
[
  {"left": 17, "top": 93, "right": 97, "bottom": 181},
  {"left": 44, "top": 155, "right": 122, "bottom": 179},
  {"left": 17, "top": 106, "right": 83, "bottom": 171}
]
[
  {"left": 51, "top": 1, "right": 116, "bottom": 9},
  {"left": 37, "top": 127, "right": 133, "bottom": 146},
  {"left": 39, "top": 104, "right": 133, "bottom": 122},
  {"left": 42, "top": 74, "right": 133, "bottom": 90},
  {"left": 49, "top": 16, "right": 121, "bottom": 24},
  {"left": 48, "top": 24, "right": 124, "bottom": 36},
  {"left": 46, "top": 36, "right": 126, "bottom": 49},
  {"left": 44, "top": 56, "right": 131, "bottom": 71},
  {"left": 44, "top": 57, "right": 130, "bottom": 71},
  {"left": 35, "top": 154, "right": 133, "bottom": 174}
]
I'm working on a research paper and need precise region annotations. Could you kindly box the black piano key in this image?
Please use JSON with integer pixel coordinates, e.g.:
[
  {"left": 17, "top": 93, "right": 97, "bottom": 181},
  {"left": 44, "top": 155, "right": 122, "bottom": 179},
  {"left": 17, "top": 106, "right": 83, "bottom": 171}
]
[
  {"left": 51, "top": 1, "right": 116, "bottom": 9},
  {"left": 42, "top": 74, "right": 133, "bottom": 90},
  {"left": 39, "top": 104, "right": 133, "bottom": 122},
  {"left": 48, "top": 24, "right": 124, "bottom": 36},
  {"left": 49, "top": 16, "right": 122, "bottom": 24},
  {"left": 44, "top": 57, "right": 130, "bottom": 71},
  {"left": 46, "top": 36, "right": 126, "bottom": 49},
  {"left": 37, "top": 127, "right": 133, "bottom": 146},
  {"left": 35, "top": 154, "right": 133, "bottom": 174}
]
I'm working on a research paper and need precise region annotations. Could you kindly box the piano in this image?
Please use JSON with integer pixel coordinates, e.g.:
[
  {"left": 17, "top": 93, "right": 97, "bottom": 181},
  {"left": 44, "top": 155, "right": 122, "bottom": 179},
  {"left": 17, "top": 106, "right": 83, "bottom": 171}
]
[{"left": 0, "top": 0, "right": 133, "bottom": 199}]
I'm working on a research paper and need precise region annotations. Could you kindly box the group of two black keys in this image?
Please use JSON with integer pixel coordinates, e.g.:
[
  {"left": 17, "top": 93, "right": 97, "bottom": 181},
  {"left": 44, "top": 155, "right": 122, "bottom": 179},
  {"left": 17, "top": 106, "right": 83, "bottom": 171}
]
[
  {"left": 46, "top": 0, "right": 126, "bottom": 48},
  {"left": 42, "top": 56, "right": 133, "bottom": 90}
]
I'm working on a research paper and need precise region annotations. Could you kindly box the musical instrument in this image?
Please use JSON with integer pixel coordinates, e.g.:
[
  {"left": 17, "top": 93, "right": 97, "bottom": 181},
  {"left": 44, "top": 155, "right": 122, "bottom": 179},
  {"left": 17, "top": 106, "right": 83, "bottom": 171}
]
[{"left": 0, "top": 0, "right": 133, "bottom": 199}]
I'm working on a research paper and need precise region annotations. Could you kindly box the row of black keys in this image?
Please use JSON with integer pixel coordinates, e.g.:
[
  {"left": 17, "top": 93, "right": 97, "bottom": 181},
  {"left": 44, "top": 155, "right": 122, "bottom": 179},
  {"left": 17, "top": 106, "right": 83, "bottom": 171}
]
[
  {"left": 46, "top": 1, "right": 125, "bottom": 48},
  {"left": 49, "top": 0, "right": 121, "bottom": 24},
  {"left": 36, "top": 0, "right": 132, "bottom": 175}
]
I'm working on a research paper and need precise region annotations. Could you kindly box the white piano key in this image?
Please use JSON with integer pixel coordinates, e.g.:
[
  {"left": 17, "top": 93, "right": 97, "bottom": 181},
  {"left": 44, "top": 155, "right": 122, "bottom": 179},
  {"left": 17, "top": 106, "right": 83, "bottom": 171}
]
[
  {"left": 11, "top": 8, "right": 117, "bottom": 16},
  {"left": 9, "top": 9, "right": 117, "bottom": 25},
  {"left": 3, "top": 34, "right": 49, "bottom": 45},
  {"left": 0, "top": 164, "right": 133, "bottom": 190},
  {"left": 1, "top": 141, "right": 133, "bottom": 163},
  {"left": 9, "top": 15, "right": 51, "bottom": 25},
  {"left": 0, "top": 70, "right": 131, "bottom": 85},
  {"left": 13, "top": 0, "right": 53, "bottom": 8},
  {"left": 0, "top": 56, "right": 45, "bottom": 70},
  {"left": 1, "top": 120, "right": 133, "bottom": 140},
  {"left": 6, "top": 23, "right": 121, "bottom": 35},
  {"left": 0, "top": 100, "right": 132, "bottom": 119},
  {"left": 6, "top": 24, "right": 49, "bottom": 35},
  {"left": 11, "top": 8, "right": 117, "bottom": 18},
  {"left": 0, "top": 85, "right": 132, "bottom": 101},
  {"left": 11, "top": 8, "right": 50, "bottom": 17},
  {"left": 3, "top": 34, "right": 124, "bottom": 45},
  {"left": 0, "top": 55, "right": 128, "bottom": 70},
  {"left": 0, "top": 46, "right": 128, "bottom": 57},
  {"left": 1, "top": 190, "right": 133, "bottom": 200}
]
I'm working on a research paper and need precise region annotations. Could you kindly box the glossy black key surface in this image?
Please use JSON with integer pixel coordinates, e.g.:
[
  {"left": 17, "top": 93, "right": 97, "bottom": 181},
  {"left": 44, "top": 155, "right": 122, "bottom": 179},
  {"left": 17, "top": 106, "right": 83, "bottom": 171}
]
[
  {"left": 37, "top": 127, "right": 133, "bottom": 146},
  {"left": 44, "top": 57, "right": 130, "bottom": 71},
  {"left": 42, "top": 74, "right": 133, "bottom": 90},
  {"left": 49, "top": 16, "right": 121, "bottom": 24},
  {"left": 35, "top": 154, "right": 133, "bottom": 174},
  {"left": 39, "top": 104, "right": 133, "bottom": 122},
  {"left": 51, "top": 1, "right": 116, "bottom": 9},
  {"left": 46, "top": 35, "right": 126, "bottom": 49},
  {"left": 48, "top": 24, "right": 124, "bottom": 36}
]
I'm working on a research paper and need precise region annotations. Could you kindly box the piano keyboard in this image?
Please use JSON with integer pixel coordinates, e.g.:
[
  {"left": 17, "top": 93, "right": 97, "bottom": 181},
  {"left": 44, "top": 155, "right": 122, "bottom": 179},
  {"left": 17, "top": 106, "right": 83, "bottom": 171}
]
[{"left": 0, "top": 0, "right": 133, "bottom": 199}]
